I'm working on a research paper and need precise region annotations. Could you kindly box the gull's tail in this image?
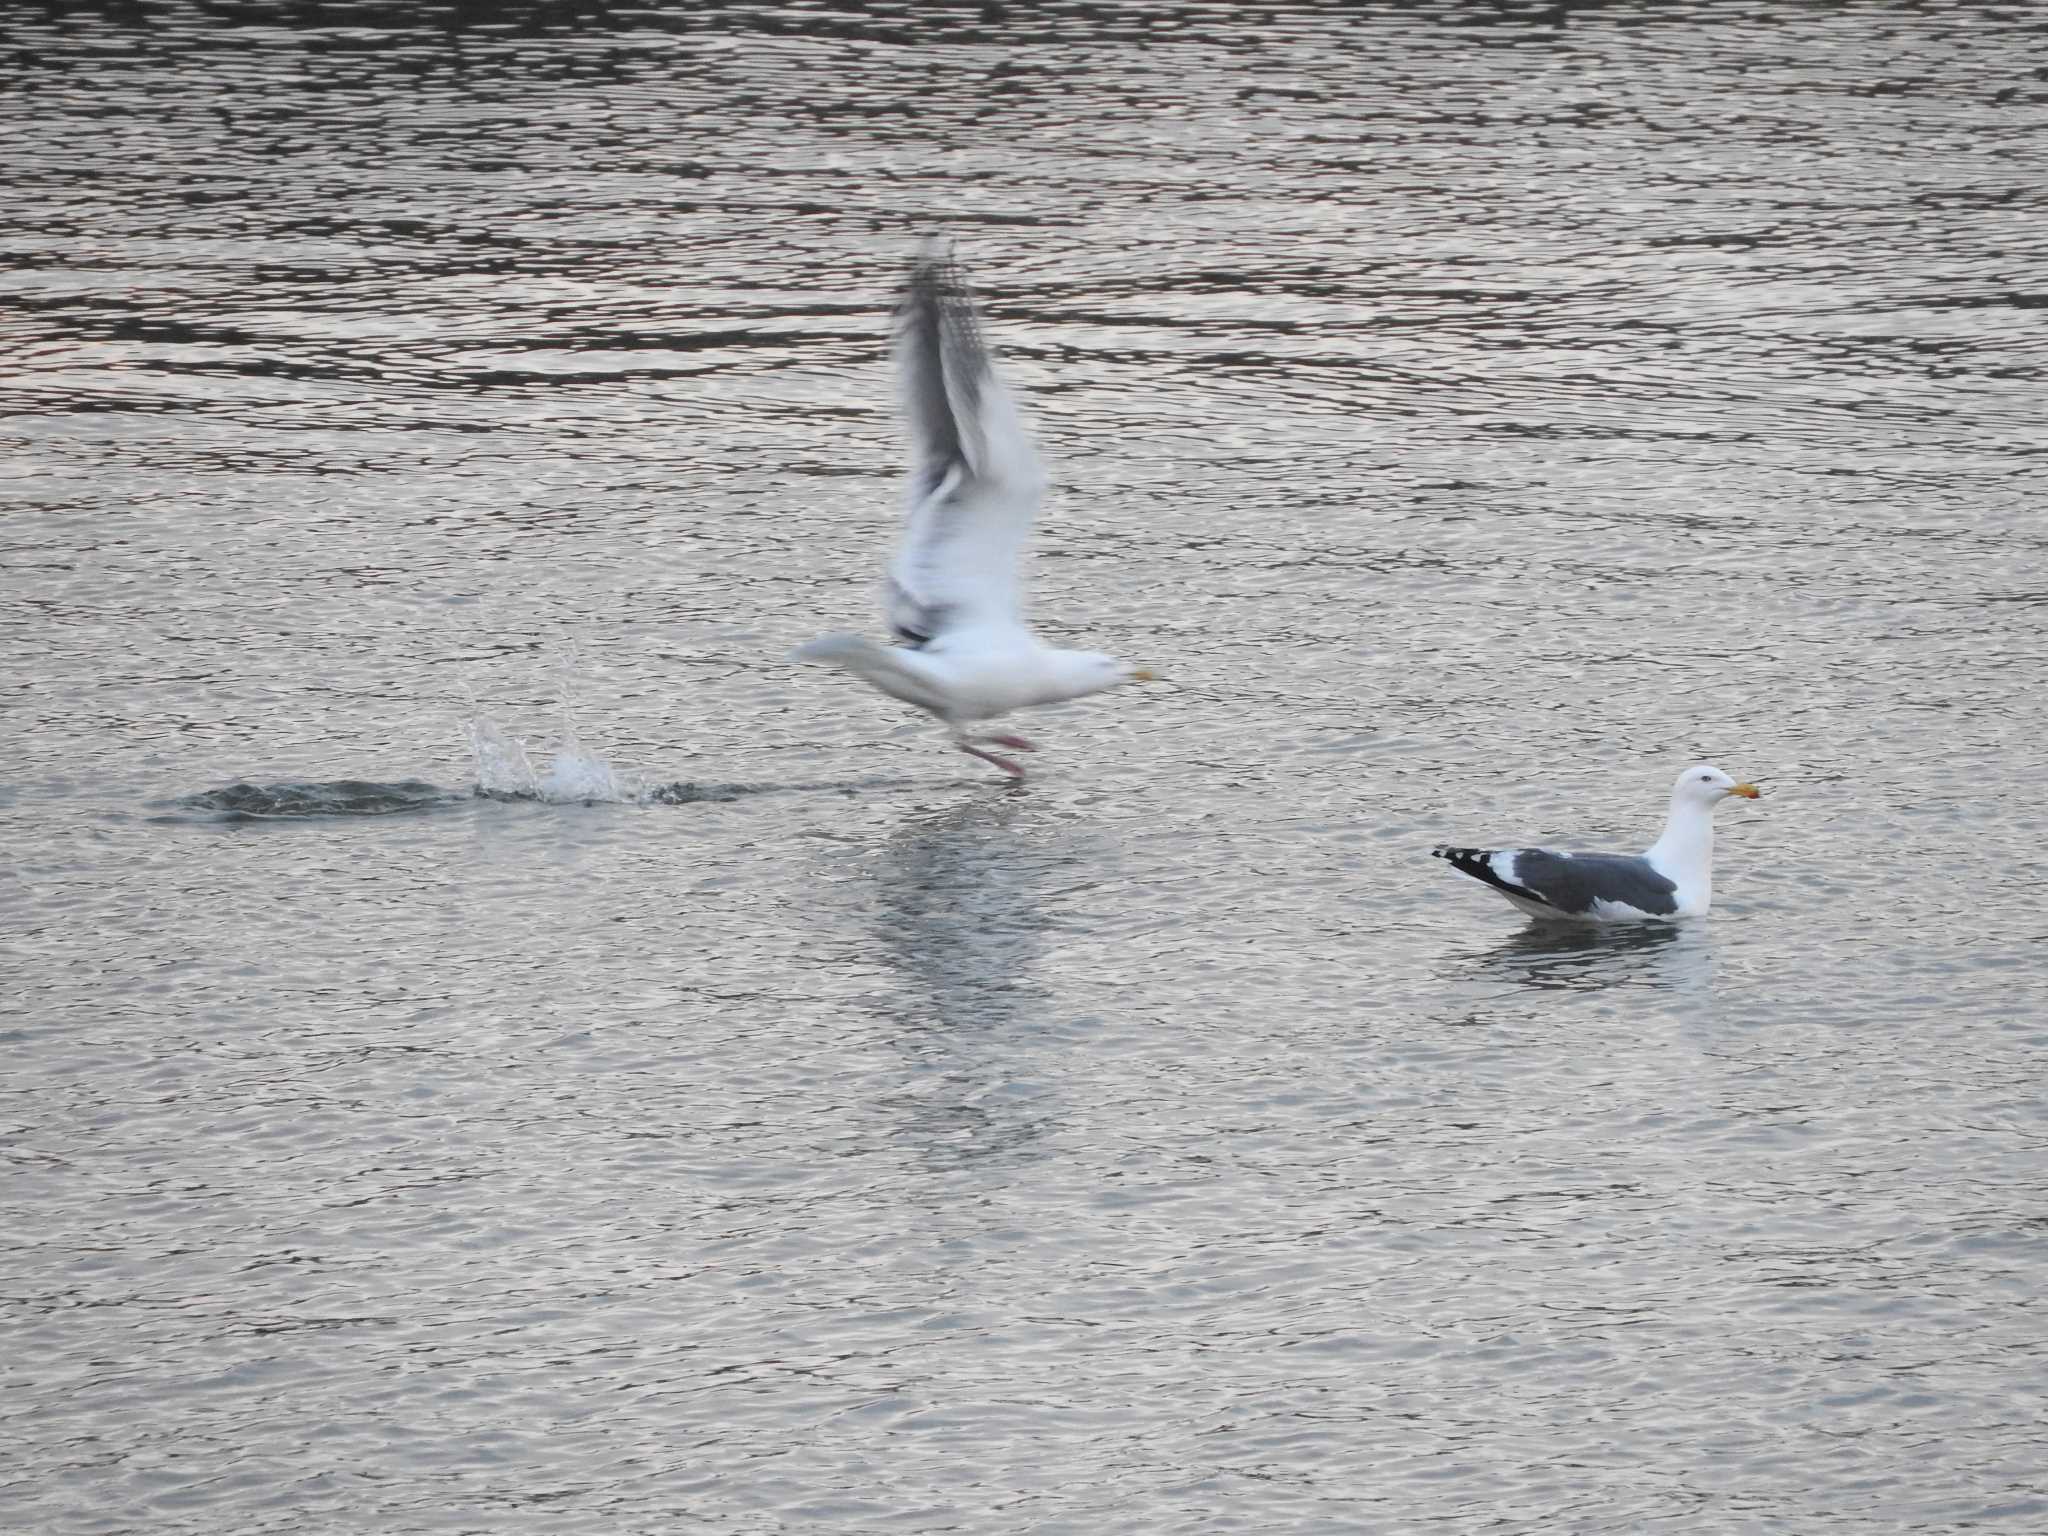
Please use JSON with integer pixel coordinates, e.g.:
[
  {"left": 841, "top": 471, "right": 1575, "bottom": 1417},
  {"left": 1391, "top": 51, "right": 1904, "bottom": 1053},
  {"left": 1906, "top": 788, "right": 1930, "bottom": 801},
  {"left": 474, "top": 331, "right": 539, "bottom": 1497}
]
[
  {"left": 793, "top": 632, "right": 883, "bottom": 667},
  {"left": 792, "top": 633, "right": 946, "bottom": 715}
]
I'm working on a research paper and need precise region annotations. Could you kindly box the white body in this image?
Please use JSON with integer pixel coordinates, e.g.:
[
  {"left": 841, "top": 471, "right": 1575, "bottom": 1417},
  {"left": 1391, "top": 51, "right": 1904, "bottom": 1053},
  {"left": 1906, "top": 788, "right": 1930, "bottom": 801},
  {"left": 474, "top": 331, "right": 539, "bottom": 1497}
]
[{"left": 797, "top": 623, "right": 1113, "bottom": 724}]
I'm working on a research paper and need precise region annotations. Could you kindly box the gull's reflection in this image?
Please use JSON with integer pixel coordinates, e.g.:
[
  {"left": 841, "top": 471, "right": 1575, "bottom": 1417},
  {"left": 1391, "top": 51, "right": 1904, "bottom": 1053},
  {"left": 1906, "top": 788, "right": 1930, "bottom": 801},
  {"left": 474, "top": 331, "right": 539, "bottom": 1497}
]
[
  {"left": 876, "top": 788, "right": 1054, "bottom": 1029},
  {"left": 1454, "top": 919, "right": 1718, "bottom": 997},
  {"left": 870, "top": 786, "right": 1065, "bottom": 1171}
]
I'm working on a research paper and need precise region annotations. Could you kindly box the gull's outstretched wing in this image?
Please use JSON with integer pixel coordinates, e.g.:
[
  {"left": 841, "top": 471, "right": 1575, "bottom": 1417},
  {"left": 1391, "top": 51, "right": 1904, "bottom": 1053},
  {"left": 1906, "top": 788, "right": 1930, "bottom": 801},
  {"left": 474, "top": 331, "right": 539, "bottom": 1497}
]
[
  {"left": 885, "top": 249, "right": 1045, "bottom": 647},
  {"left": 1432, "top": 845, "right": 1680, "bottom": 920}
]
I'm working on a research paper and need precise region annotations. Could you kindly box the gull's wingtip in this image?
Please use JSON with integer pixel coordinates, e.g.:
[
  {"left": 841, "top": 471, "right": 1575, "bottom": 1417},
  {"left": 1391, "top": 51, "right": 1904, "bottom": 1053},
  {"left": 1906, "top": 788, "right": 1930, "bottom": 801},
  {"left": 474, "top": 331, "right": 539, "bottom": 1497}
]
[{"left": 901, "top": 238, "right": 965, "bottom": 312}]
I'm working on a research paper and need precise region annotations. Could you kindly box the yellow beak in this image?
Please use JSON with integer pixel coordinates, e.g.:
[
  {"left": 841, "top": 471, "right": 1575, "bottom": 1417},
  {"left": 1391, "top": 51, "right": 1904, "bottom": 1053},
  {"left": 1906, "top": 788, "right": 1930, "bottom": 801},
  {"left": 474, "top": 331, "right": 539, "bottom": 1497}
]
[
  {"left": 1130, "top": 668, "right": 1161, "bottom": 683},
  {"left": 1730, "top": 782, "right": 1760, "bottom": 799}
]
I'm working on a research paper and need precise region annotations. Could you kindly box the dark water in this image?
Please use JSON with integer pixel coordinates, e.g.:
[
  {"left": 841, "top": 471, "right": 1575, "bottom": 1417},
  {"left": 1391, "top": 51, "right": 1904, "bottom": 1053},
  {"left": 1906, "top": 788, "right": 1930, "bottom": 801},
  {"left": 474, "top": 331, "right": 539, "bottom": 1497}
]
[{"left": 6, "top": 3, "right": 2047, "bottom": 1531}]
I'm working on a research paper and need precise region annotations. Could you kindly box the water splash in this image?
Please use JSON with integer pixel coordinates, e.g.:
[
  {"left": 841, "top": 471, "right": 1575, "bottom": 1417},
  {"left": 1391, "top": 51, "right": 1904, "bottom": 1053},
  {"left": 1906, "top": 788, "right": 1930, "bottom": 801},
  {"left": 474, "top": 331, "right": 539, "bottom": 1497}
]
[{"left": 465, "top": 716, "right": 643, "bottom": 805}]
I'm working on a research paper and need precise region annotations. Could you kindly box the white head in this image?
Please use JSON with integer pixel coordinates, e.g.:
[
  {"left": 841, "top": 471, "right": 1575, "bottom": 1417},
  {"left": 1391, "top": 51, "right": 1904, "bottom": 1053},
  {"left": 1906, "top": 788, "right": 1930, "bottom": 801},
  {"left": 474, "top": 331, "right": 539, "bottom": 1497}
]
[
  {"left": 1037, "top": 650, "right": 1159, "bottom": 705},
  {"left": 1672, "top": 762, "right": 1760, "bottom": 810}
]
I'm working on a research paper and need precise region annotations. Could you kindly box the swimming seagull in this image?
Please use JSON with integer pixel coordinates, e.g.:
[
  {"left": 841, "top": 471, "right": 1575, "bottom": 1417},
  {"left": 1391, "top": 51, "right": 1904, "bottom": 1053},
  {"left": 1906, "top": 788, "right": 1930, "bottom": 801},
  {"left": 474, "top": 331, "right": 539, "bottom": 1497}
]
[
  {"left": 794, "top": 247, "right": 1155, "bottom": 777},
  {"left": 1433, "top": 764, "right": 1761, "bottom": 923}
]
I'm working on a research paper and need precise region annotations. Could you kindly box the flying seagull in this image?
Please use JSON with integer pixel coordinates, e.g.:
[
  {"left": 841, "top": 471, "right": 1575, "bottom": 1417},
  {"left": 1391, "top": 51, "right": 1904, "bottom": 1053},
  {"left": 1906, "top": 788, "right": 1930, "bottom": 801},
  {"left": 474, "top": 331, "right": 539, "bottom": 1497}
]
[
  {"left": 794, "top": 247, "right": 1155, "bottom": 777},
  {"left": 1433, "top": 764, "right": 1761, "bottom": 923}
]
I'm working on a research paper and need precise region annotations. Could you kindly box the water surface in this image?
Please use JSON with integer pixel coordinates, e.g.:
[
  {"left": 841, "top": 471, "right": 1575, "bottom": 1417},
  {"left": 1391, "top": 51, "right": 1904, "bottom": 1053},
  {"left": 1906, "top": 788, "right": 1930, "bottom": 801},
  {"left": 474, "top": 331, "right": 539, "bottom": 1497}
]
[{"left": 5, "top": 3, "right": 2047, "bottom": 1531}]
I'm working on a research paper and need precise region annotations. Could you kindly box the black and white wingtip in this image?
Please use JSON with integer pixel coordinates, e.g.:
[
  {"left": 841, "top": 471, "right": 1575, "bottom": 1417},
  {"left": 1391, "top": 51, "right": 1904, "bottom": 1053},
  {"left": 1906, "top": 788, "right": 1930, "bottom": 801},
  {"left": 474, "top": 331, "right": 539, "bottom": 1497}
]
[
  {"left": 1432, "top": 845, "right": 1541, "bottom": 907},
  {"left": 898, "top": 243, "right": 982, "bottom": 365},
  {"left": 896, "top": 242, "right": 993, "bottom": 489},
  {"left": 1431, "top": 843, "right": 1492, "bottom": 874}
]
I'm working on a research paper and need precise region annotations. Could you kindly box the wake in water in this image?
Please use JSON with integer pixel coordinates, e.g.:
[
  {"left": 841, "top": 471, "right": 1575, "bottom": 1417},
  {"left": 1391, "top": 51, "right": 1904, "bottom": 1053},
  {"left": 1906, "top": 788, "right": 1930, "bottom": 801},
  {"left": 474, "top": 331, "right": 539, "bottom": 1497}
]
[
  {"left": 157, "top": 712, "right": 649, "bottom": 821},
  {"left": 157, "top": 767, "right": 875, "bottom": 821},
  {"left": 166, "top": 779, "right": 465, "bottom": 821},
  {"left": 160, "top": 681, "right": 925, "bottom": 821}
]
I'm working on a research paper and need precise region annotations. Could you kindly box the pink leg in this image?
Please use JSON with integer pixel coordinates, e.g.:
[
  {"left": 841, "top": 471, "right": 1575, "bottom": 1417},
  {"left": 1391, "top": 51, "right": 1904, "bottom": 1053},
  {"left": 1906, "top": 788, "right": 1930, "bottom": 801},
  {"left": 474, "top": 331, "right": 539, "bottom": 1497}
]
[
  {"left": 958, "top": 741, "right": 1026, "bottom": 778},
  {"left": 979, "top": 733, "right": 1036, "bottom": 752}
]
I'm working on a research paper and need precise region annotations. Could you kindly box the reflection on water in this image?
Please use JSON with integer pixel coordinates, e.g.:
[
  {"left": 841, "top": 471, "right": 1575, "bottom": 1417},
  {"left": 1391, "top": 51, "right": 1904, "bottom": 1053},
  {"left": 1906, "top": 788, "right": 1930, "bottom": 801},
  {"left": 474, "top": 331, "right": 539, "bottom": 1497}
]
[
  {"left": 1458, "top": 918, "right": 1715, "bottom": 996},
  {"left": 871, "top": 789, "right": 1064, "bottom": 1171},
  {"left": 875, "top": 789, "right": 1050, "bottom": 1032}
]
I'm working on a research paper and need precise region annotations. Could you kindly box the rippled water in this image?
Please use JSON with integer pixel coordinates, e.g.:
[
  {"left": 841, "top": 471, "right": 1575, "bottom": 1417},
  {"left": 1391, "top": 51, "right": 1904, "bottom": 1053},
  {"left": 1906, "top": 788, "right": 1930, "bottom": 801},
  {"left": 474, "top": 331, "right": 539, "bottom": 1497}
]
[{"left": 7, "top": 3, "right": 2047, "bottom": 1531}]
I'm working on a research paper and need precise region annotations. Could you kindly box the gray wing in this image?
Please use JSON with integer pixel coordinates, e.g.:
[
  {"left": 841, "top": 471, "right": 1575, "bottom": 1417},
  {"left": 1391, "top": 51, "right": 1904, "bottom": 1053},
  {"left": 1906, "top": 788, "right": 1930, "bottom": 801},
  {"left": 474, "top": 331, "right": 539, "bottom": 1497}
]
[
  {"left": 885, "top": 249, "right": 1043, "bottom": 647},
  {"left": 1433, "top": 846, "right": 1678, "bottom": 917}
]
